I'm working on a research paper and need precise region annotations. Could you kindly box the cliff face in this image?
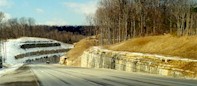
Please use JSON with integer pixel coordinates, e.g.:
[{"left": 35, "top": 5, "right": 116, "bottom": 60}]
[
  {"left": 81, "top": 47, "right": 197, "bottom": 79},
  {"left": 1, "top": 37, "right": 72, "bottom": 66}
]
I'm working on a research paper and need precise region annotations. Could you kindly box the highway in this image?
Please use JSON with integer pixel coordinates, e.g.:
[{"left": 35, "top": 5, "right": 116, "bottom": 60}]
[{"left": 29, "top": 64, "right": 197, "bottom": 86}]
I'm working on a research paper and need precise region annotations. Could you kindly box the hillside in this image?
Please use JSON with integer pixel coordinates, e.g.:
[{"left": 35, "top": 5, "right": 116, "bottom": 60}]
[
  {"left": 0, "top": 37, "right": 73, "bottom": 66},
  {"left": 62, "top": 36, "right": 98, "bottom": 66},
  {"left": 78, "top": 35, "right": 197, "bottom": 78},
  {"left": 107, "top": 34, "right": 197, "bottom": 60},
  {"left": 62, "top": 34, "right": 197, "bottom": 68},
  {"left": 0, "top": 24, "right": 96, "bottom": 44}
]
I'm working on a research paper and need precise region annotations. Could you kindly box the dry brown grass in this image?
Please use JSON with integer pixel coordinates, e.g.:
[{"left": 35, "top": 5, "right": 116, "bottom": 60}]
[
  {"left": 66, "top": 36, "right": 98, "bottom": 66},
  {"left": 107, "top": 34, "right": 197, "bottom": 60}
]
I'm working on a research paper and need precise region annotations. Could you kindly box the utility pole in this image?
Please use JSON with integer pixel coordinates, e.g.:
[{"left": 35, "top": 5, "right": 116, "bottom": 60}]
[
  {"left": 0, "top": 56, "right": 2, "bottom": 68},
  {"left": 0, "top": 41, "right": 3, "bottom": 68},
  {"left": 2, "top": 40, "right": 7, "bottom": 64}
]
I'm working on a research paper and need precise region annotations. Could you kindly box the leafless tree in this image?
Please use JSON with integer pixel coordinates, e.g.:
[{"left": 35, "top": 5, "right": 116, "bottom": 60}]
[{"left": 92, "top": 0, "right": 197, "bottom": 45}]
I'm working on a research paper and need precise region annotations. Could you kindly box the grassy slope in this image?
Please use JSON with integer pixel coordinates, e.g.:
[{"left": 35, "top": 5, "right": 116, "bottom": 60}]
[
  {"left": 66, "top": 36, "right": 98, "bottom": 66},
  {"left": 107, "top": 34, "right": 197, "bottom": 60},
  {"left": 64, "top": 34, "right": 197, "bottom": 69}
]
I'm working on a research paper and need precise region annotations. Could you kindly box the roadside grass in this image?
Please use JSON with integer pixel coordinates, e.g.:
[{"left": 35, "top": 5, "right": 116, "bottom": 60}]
[
  {"left": 107, "top": 34, "right": 197, "bottom": 60},
  {"left": 66, "top": 36, "right": 98, "bottom": 66}
]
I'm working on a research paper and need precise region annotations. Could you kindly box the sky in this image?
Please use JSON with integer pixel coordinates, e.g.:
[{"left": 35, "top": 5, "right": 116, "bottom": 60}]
[{"left": 0, "top": 0, "right": 98, "bottom": 26}]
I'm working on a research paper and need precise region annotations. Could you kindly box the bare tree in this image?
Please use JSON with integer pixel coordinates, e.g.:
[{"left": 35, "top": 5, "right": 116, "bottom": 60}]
[{"left": 92, "top": 0, "right": 197, "bottom": 45}]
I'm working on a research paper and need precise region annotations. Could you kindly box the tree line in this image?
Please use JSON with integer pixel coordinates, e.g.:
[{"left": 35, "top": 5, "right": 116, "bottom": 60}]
[
  {"left": 0, "top": 12, "right": 96, "bottom": 43},
  {"left": 15, "top": 49, "right": 69, "bottom": 59},
  {"left": 91, "top": 0, "right": 197, "bottom": 45}
]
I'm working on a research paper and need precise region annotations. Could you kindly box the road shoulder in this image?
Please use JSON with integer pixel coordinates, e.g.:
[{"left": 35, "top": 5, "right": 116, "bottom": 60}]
[{"left": 0, "top": 65, "right": 38, "bottom": 86}]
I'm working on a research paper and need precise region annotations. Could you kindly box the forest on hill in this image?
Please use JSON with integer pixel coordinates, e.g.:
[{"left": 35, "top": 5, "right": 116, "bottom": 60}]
[
  {"left": 0, "top": 12, "right": 96, "bottom": 43},
  {"left": 90, "top": 0, "right": 197, "bottom": 45},
  {"left": 1, "top": 0, "right": 197, "bottom": 45}
]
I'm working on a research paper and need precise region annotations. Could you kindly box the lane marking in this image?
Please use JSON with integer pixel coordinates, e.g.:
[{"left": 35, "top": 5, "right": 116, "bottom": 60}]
[{"left": 30, "top": 68, "right": 41, "bottom": 86}]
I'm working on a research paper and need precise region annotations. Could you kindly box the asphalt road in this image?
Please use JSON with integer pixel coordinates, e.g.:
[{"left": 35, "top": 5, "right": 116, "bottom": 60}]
[{"left": 29, "top": 64, "right": 197, "bottom": 86}]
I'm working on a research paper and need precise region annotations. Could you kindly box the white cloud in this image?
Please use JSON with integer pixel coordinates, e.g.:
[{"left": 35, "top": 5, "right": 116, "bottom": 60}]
[
  {"left": 63, "top": 1, "right": 98, "bottom": 15},
  {"left": 35, "top": 8, "right": 44, "bottom": 14},
  {"left": 40, "top": 18, "right": 68, "bottom": 26},
  {"left": 2, "top": 12, "right": 11, "bottom": 21},
  {"left": 0, "top": 0, "right": 11, "bottom": 7}
]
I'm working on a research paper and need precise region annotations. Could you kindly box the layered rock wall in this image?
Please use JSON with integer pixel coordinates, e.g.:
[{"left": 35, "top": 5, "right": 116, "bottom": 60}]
[{"left": 81, "top": 47, "right": 197, "bottom": 79}]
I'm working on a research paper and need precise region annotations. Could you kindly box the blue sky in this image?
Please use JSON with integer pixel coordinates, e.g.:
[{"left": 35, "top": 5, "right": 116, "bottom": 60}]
[{"left": 0, "top": 0, "right": 98, "bottom": 25}]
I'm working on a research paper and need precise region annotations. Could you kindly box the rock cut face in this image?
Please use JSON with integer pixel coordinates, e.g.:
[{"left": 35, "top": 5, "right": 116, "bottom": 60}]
[{"left": 1, "top": 37, "right": 73, "bottom": 65}]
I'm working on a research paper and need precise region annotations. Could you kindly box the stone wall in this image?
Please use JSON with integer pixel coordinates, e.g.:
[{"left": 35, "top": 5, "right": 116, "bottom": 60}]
[{"left": 81, "top": 47, "right": 197, "bottom": 79}]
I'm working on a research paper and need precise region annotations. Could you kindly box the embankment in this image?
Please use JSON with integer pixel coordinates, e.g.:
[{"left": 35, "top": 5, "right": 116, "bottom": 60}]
[{"left": 63, "top": 36, "right": 98, "bottom": 66}]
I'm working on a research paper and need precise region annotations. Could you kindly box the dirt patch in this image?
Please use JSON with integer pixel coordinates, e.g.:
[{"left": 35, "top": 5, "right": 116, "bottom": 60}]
[
  {"left": 2, "top": 81, "right": 37, "bottom": 86},
  {"left": 0, "top": 66, "right": 38, "bottom": 86}
]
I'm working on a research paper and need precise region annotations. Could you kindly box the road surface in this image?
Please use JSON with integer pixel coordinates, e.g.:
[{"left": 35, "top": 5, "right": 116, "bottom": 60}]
[{"left": 29, "top": 64, "right": 197, "bottom": 86}]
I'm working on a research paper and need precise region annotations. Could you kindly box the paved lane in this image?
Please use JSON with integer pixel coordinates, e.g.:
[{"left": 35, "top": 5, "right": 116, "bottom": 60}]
[{"left": 29, "top": 64, "right": 197, "bottom": 86}]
